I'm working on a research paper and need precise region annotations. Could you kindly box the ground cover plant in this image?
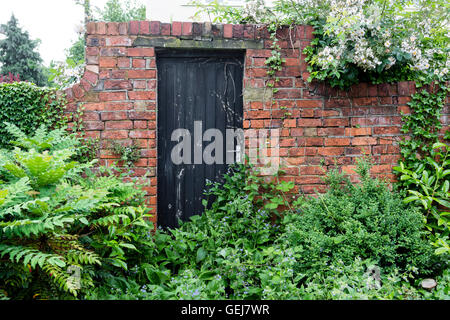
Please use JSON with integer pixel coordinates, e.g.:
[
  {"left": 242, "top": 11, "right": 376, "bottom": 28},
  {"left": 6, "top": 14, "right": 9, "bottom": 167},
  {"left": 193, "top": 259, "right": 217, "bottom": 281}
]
[{"left": 85, "top": 160, "right": 449, "bottom": 300}]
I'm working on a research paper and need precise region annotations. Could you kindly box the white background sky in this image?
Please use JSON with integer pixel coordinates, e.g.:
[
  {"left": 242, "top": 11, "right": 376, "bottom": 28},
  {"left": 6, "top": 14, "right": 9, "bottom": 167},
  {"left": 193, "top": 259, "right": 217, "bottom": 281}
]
[
  {"left": 0, "top": 0, "right": 110, "bottom": 65},
  {"left": 0, "top": 0, "right": 258, "bottom": 66}
]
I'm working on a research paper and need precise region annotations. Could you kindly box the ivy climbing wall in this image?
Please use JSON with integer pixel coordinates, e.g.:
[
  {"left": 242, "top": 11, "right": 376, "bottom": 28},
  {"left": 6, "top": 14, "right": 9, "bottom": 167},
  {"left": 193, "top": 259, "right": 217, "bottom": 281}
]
[{"left": 64, "top": 21, "right": 450, "bottom": 221}]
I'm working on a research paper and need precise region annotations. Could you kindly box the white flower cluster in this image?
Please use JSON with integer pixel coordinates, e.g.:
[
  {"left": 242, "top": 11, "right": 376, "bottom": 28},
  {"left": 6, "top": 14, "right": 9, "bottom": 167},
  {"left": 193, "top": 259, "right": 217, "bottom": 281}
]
[
  {"left": 310, "top": 0, "right": 449, "bottom": 78},
  {"left": 227, "top": 0, "right": 449, "bottom": 79},
  {"left": 50, "top": 60, "right": 85, "bottom": 89}
]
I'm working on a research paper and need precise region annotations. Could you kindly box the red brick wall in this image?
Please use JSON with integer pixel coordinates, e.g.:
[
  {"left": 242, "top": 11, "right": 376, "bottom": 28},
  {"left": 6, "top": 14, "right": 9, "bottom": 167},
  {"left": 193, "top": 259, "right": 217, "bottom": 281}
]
[{"left": 64, "top": 21, "right": 450, "bottom": 221}]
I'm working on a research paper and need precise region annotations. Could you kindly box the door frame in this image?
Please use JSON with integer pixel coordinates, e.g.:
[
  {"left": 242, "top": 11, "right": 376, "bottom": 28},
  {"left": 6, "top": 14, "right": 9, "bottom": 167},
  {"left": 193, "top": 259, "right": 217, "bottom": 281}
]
[{"left": 155, "top": 48, "right": 246, "bottom": 228}]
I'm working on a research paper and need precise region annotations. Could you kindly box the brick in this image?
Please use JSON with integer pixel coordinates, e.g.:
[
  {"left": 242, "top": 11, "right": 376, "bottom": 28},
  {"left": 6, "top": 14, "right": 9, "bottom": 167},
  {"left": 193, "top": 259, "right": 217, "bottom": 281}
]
[
  {"left": 371, "top": 165, "right": 392, "bottom": 174},
  {"left": 345, "top": 127, "right": 371, "bottom": 136},
  {"left": 129, "top": 111, "right": 155, "bottom": 120},
  {"left": 127, "top": 48, "right": 155, "bottom": 57},
  {"left": 233, "top": 24, "right": 244, "bottom": 38},
  {"left": 99, "top": 57, "right": 117, "bottom": 68},
  {"left": 298, "top": 137, "right": 323, "bottom": 146},
  {"left": 130, "top": 131, "right": 155, "bottom": 139},
  {"left": 111, "top": 70, "right": 127, "bottom": 79},
  {"left": 325, "top": 138, "right": 351, "bottom": 146},
  {"left": 83, "top": 70, "right": 98, "bottom": 85},
  {"left": 128, "top": 70, "right": 156, "bottom": 79},
  {"left": 303, "top": 128, "right": 317, "bottom": 136},
  {"left": 182, "top": 22, "right": 192, "bottom": 36},
  {"left": 86, "top": 22, "right": 96, "bottom": 35},
  {"left": 129, "top": 21, "right": 140, "bottom": 34},
  {"left": 224, "top": 24, "right": 233, "bottom": 38},
  {"left": 107, "top": 22, "right": 119, "bottom": 35},
  {"left": 323, "top": 118, "right": 348, "bottom": 127},
  {"left": 86, "top": 55, "right": 99, "bottom": 64},
  {"left": 99, "top": 91, "right": 126, "bottom": 101},
  {"left": 139, "top": 21, "right": 150, "bottom": 35},
  {"left": 243, "top": 25, "right": 254, "bottom": 39},
  {"left": 104, "top": 80, "right": 132, "bottom": 90},
  {"left": 101, "top": 112, "right": 128, "bottom": 120},
  {"left": 118, "top": 57, "right": 130, "bottom": 68},
  {"left": 246, "top": 49, "right": 272, "bottom": 58},
  {"left": 373, "top": 126, "right": 400, "bottom": 135},
  {"left": 132, "top": 58, "right": 146, "bottom": 68},
  {"left": 82, "top": 112, "right": 100, "bottom": 121},
  {"left": 192, "top": 23, "right": 202, "bottom": 36},
  {"left": 317, "top": 147, "right": 345, "bottom": 156},
  {"left": 102, "top": 130, "right": 129, "bottom": 139},
  {"left": 84, "top": 121, "right": 104, "bottom": 130},
  {"left": 86, "top": 47, "right": 99, "bottom": 55},
  {"left": 72, "top": 85, "right": 84, "bottom": 99},
  {"left": 105, "top": 120, "right": 133, "bottom": 130},
  {"left": 291, "top": 128, "right": 304, "bottom": 136},
  {"left": 172, "top": 22, "right": 182, "bottom": 36},
  {"left": 297, "top": 119, "right": 322, "bottom": 127},
  {"left": 150, "top": 21, "right": 161, "bottom": 35},
  {"left": 301, "top": 109, "right": 315, "bottom": 118},
  {"left": 161, "top": 23, "right": 171, "bottom": 36},
  {"left": 283, "top": 119, "right": 297, "bottom": 127},
  {"left": 133, "top": 80, "right": 147, "bottom": 89},
  {"left": 96, "top": 22, "right": 106, "bottom": 34},
  {"left": 317, "top": 128, "right": 345, "bottom": 136},
  {"left": 118, "top": 22, "right": 128, "bottom": 35},
  {"left": 300, "top": 166, "right": 325, "bottom": 175},
  {"left": 100, "top": 47, "right": 127, "bottom": 56},
  {"left": 105, "top": 36, "right": 132, "bottom": 46},
  {"left": 352, "top": 137, "right": 377, "bottom": 145},
  {"left": 128, "top": 91, "right": 156, "bottom": 100},
  {"left": 134, "top": 120, "right": 148, "bottom": 129}
]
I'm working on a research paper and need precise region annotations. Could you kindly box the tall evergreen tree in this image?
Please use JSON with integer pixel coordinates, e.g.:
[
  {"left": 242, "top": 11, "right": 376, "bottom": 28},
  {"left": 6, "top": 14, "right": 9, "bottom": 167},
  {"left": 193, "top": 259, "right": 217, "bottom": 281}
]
[{"left": 0, "top": 15, "right": 47, "bottom": 86}]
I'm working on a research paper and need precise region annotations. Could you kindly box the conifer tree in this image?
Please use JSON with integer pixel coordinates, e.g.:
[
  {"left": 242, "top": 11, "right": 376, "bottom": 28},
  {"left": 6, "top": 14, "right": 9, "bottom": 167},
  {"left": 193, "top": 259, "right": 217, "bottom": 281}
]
[{"left": 0, "top": 15, "right": 47, "bottom": 86}]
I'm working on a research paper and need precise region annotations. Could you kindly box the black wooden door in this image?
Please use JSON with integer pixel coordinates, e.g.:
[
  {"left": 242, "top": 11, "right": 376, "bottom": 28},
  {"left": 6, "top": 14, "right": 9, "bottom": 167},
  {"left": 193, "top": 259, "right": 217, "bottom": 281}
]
[{"left": 156, "top": 49, "right": 244, "bottom": 228}]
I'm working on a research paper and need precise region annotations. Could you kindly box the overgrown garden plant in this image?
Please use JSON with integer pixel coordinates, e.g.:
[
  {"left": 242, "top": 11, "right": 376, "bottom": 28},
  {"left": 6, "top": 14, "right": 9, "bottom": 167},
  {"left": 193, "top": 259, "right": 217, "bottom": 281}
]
[{"left": 0, "top": 125, "right": 153, "bottom": 300}]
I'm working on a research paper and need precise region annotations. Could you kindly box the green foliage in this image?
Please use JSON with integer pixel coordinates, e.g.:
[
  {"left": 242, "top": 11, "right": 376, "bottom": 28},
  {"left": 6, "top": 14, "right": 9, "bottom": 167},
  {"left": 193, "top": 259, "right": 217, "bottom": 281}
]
[
  {"left": 399, "top": 82, "right": 449, "bottom": 166},
  {"left": 193, "top": 1, "right": 449, "bottom": 89},
  {"left": 0, "top": 82, "right": 68, "bottom": 149},
  {"left": 87, "top": 161, "right": 446, "bottom": 300},
  {"left": 0, "top": 15, "right": 47, "bottom": 87},
  {"left": 394, "top": 80, "right": 449, "bottom": 255},
  {"left": 297, "top": 257, "right": 425, "bottom": 300},
  {"left": 66, "top": 35, "right": 86, "bottom": 65},
  {"left": 394, "top": 142, "right": 450, "bottom": 255},
  {"left": 0, "top": 146, "right": 101, "bottom": 299},
  {"left": 0, "top": 127, "right": 153, "bottom": 299},
  {"left": 283, "top": 159, "right": 442, "bottom": 283},
  {"left": 111, "top": 140, "right": 141, "bottom": 168}
]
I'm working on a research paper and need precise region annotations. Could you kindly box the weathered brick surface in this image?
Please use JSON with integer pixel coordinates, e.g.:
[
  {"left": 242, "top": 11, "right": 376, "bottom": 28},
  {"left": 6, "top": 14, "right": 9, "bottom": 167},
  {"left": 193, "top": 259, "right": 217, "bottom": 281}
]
[{"left": 65, "top": 21, "right": 450, "bottom": 222}]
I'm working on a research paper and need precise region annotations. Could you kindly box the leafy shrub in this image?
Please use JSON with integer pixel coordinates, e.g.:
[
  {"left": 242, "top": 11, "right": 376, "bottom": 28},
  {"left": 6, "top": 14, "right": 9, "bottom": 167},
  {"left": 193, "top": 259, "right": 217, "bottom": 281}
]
[
  {"left": 0, "top": 82, "right": 67, "bottom": 149},
  {"left": 111, "top": 140, "right": 141, "bottom": 168},
  {"left": 0, "top": 126, "right": 153, "bottom": 300},
  {"left": 297, "top": 257, "right": 426, "bottom": 300},
  {"left": 282, "top": 159, "right": 443, "bottom": 284},
  {"left": 87, "top": 163, "right": 301, "bottom": 300},
  {"left": 87, "top": 161, "right": 446, "bottom": 300}
]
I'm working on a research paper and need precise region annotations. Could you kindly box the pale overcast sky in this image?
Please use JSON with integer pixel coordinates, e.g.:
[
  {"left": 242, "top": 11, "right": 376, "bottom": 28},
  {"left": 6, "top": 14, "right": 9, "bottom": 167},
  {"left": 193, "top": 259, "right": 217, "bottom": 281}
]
[{"left": 0, "top": 0, "right": 109, "bottom": 65}]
